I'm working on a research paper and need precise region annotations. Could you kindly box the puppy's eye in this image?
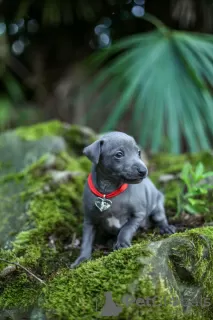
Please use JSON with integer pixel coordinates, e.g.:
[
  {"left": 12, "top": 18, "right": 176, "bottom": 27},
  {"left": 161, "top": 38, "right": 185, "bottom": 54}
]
[
  {"left": 115, "top": 151, "right": 124, "bottom": 158},
  {"left": 138, "top": 150, "right": 141, "bottom": 157}
]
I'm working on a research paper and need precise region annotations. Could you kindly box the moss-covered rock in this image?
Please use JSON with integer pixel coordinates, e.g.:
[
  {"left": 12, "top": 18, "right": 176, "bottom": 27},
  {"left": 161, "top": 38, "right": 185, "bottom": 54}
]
[
  {"left": 0, "top": 120, "right": 213, "bottom": 320},
  {"left": 0, "top": 120, "right": 94, "bottom": 316},
  {"left": 40, "top": 227, "right": 213, "bottom": 320}
]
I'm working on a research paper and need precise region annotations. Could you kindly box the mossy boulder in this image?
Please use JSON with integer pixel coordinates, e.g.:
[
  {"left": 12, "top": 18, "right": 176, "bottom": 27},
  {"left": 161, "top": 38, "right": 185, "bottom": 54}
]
[
  {"left": 0, "top": 120, "right": 94, "bottom": 316},
  {"left": 0, "top": 120, "right": 213, "bottom": 320},
  {"left": 42, "top": 227, "right": 213, "bottom": 320}
]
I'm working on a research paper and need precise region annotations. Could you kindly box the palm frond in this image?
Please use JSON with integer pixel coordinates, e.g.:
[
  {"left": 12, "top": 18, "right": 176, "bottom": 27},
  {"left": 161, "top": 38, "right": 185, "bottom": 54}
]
[{"left": 85, "top": 16, "right": 213, "bottom": 153}]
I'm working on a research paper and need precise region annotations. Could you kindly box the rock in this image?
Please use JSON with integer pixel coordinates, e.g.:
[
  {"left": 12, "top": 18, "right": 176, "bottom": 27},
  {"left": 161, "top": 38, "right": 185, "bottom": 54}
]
[
  {"left": 0, "top": 120, "right": 94, "bottom": 316},
  {"left": 0, "top": 120, "right": 213, "bottom": 320},
  {"left": 63, "top": 124, "right": 96, "bottom": 154},
  {"left": 159, "top": 174, "right": 177, "bottom": 183},
  {"left": 48, "top": 170, "right": 83, "bottom": 185},
  {"left": 0, "top": 265, "right": 16, "bottom": 277},
  {"left": 42, "top": 154, "right": 57, "bottom": 170},
  {"left": 41, "top": 227, "right": 213, "bottom": 320}
]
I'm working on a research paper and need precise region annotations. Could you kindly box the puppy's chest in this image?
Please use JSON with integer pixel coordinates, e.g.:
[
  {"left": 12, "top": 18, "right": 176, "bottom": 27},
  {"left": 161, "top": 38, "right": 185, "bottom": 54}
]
[{"left": 89, "top": 195, "right": 130, "bottom": 226}]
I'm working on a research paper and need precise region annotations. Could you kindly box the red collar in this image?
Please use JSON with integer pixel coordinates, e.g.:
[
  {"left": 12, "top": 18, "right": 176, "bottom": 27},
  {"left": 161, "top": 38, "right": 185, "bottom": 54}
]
[{"left": 88, "top": 173, "right": 128, "bottom": 199}]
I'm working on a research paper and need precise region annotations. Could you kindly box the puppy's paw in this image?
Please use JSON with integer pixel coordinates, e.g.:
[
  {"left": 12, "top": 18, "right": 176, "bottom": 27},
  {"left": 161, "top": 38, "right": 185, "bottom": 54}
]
[
  {"left": 70, "top": 255, "right": 90, "bottom": 269},
  {"left": 113, "top": 239, "right": 131, "bottom": 250},
  {"left": 159, "top": 224, "right": 176, "bottom": 235}
]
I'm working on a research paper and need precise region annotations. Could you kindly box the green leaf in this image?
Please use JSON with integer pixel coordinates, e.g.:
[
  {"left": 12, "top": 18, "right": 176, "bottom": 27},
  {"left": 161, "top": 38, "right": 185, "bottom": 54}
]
[
  {"left": 197, "top": 188, "right": 208, "bottom": 194},
  {"left": 196, "top": 162, "right": 205, "bottom": 175},
  {"left": 195, "top": 162, "right": 205, "bottom": 180},
  {"left": 188, "top": 198, "right": 206, "bottom": 205},
  {"left": 184, "top": 204, "right": 200, "bottom": 215},
  {"left": 184, "top": 191, "right": 200, "bottom": 199},
  {"left": 180, "top": 162, "right": 192, "bottom": 186},
  {"left": 198, "top": 184, "right": 213, "bottom": 190},
  {"left": 143, "top": 13, "right": 167, "bottom": 30},
  {"left": 203, "top": 172, "right": 213, "bottom": 178},
  {"left": 85, "top": 20, "right": 213, "bottom": 153}
]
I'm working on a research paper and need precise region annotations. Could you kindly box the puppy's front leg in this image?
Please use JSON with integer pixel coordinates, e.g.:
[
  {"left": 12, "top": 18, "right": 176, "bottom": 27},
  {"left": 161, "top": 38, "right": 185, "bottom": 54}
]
[
  {"left": 114, "top": 214, "right": 145, "bottom": 250},
  {"left": 70, "top": 218, "right": 96, "bottom": 268}
]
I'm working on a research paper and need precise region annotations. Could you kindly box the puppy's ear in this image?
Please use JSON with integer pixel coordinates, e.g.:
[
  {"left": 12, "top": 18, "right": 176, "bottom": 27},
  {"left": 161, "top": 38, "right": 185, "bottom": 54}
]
[{"left": 83, "top": 140, "right": 103, "bottom": 164}]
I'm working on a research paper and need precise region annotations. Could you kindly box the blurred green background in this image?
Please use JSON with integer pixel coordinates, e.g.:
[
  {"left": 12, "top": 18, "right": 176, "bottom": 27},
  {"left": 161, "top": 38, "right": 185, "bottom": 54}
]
[{"left": 0, "top": 0, "right": 213, "bottom": 153}]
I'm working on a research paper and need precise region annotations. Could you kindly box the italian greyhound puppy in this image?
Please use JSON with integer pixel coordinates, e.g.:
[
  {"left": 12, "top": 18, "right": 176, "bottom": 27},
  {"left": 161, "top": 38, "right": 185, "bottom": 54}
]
[{"left": 71, "top": 132, "right": 175, "bottom": 268}]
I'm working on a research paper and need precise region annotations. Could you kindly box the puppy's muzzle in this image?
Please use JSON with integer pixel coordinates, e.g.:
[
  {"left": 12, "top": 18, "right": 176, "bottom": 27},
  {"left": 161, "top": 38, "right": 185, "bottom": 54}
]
[
  {"left": 137, "top": 167, "right": 148, "bottom": 179},
  {"left": 123, "top": 164, "right": 148, "bottom": 183}
]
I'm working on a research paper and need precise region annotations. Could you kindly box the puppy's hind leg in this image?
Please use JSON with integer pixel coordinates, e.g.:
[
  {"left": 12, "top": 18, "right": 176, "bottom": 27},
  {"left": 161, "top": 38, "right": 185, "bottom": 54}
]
[{"left": 150, "top": 194, "right": 176, "bottom": 235}]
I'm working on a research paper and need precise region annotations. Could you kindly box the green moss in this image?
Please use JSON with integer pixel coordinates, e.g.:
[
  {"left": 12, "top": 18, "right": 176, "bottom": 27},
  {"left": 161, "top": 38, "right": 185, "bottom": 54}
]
[
  {"left": 62, "top": 124, "right": 96, "bottom": 156},
  {"left": 0, "top": 123, "right": 92, "bottom": 313},
  {"left": 37, "top": 227, "right": 213, "bottom": 319},
  {"left": 0, "top": 273, "right": 40, "bottom": 310},
  {"left": 16, "top": 120, "right": 64, "bottom": 141},
  {"left": 0, "top": 169, "right": 85, "bottom": 310},
  {"left": 56, "top": 151, "right": 91, "bottom": 173},
  {"left": 41, "top": 243, "right": 154, "bottom": 320},
  {"left": 168, "top": 227, "right": 213, "bottom": 318}
]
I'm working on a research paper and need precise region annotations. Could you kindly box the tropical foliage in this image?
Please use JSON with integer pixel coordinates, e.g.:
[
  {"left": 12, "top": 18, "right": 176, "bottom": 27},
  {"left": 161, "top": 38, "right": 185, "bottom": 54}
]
[
  {"left": 86, "top": 14, "right": 213, "bottom": 153},
  {"left": 177, "top": 162, "right": 213, "bottom": 215},
  {"left": 0, "top": 1, "right": 213, "bottom": 153}
]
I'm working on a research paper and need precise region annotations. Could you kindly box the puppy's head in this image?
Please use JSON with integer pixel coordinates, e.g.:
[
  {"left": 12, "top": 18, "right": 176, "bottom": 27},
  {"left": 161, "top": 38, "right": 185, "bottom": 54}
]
[{"left": 83, "top": 131, "right": 148, "bottom": 184}]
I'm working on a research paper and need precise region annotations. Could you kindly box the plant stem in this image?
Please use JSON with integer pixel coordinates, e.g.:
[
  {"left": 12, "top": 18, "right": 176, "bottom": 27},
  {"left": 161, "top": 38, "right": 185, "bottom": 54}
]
[{"left": 0, "top": 258, "right": 46, "bottom": 285}]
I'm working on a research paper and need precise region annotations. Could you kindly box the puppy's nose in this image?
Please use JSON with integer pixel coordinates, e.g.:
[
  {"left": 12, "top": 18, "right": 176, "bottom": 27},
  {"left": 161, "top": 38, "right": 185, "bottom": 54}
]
[{"left": 137, "top": 167, "right": 147, "bottom": 178}]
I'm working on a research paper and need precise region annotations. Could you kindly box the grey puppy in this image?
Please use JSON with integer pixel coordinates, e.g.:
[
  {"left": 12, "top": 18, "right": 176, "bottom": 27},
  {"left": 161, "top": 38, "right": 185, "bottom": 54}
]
[{"left": 71, "top": 132, "right": 175, "bottom": 268}]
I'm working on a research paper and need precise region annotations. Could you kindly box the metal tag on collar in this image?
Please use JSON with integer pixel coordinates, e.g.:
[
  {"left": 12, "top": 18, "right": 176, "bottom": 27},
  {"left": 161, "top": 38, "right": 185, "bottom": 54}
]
[{"left": 95, "top": 194, "right": 112, "bottom": 212}]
